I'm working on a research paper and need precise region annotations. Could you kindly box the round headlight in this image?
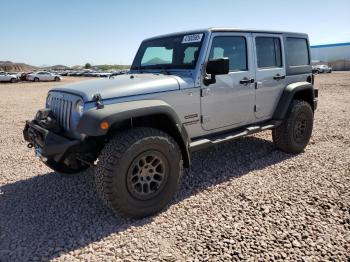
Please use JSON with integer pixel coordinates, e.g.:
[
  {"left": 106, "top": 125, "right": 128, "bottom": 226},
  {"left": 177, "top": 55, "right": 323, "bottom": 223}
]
[{"left": 75, "top": 100, "right": 84, "bottom": 115}]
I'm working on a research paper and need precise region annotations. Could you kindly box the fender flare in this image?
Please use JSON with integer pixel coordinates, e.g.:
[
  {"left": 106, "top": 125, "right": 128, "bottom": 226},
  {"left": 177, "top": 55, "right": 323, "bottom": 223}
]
[
  {"left": 76, "top": 99, "right": 191, "bottom": 166},
  {"left": 273, "top": 82, "right": 315, "bottom": 120}
]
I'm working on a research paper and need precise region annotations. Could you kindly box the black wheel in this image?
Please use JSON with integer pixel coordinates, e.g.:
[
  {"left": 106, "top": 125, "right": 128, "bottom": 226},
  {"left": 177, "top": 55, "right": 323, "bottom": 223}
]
[
  {"left": 272, "top": 100, "right": 313, "bottom": 153},
  {"left": 44, "top": 158, "right": 89, "bottom": 174},
  {"left": 54, "top": 76, "right": 60, "bottom": 81},
  {"left": 34, "top": 77, "right": 39, "bottom": 82},
  {"left": 95, "top": 127, "right": 183, "bottom": 218},
  {"left": 10, "top": 78, "right": 16, "bottom": 83}
]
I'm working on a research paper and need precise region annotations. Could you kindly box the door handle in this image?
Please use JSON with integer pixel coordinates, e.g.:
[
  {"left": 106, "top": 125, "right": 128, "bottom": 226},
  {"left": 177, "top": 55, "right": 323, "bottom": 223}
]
[
  {"left": 239, "top": 77, "right": 255, "bottom": 85},
  {"left": 273, "top": 74, "right": 286, "bottom": 80}
]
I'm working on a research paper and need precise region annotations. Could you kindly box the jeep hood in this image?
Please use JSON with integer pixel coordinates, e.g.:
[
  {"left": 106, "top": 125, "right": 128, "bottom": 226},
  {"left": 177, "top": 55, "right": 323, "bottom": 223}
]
[{"left": 51, "top": 73, "right": 193, "bottom": 102}]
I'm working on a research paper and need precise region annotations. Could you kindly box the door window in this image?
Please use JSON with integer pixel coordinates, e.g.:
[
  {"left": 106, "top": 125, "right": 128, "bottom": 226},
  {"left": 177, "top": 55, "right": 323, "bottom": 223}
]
[
  {"left": 255, "top": 37, "right": 282, "bottom": 68},
  {"left": 209, "top": 36, "right": 248, "bottom": 71}
]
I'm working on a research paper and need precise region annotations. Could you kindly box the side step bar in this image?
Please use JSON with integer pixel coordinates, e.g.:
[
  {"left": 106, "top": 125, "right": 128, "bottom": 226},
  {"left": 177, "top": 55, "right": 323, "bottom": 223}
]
[{"left": 189, "top": 121, "right": 281, "bottom": 152}]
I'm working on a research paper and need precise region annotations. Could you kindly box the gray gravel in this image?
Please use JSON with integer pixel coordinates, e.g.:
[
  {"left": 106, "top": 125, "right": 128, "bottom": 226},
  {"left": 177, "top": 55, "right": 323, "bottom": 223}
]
[{"left": 0, "top": 74, "right": 349, "bottom": 261}]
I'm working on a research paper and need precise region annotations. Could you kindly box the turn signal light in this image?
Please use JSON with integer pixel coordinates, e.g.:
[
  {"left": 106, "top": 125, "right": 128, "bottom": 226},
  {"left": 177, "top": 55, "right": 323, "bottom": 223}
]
[{"left": 100, "top": 121, "right": 109, "bottom": 130}]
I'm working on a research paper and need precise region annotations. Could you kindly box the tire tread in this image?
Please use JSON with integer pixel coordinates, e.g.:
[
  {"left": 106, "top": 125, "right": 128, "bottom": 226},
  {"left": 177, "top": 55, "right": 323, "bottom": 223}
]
[{"left": 95, "top": 127, "right": 182, "bottom": 217}]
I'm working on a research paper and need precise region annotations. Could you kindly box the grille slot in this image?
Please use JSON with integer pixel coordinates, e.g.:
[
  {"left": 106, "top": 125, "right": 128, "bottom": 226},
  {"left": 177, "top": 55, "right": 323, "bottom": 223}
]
[{"left": 47, "top": 93, "right": 76, "bottom": 131}]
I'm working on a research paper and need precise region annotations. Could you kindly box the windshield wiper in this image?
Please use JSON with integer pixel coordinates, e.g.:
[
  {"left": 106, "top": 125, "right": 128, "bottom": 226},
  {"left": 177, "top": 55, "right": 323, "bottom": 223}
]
[
  {"left": 131, "top": 66, "right": 145, "bottom": 73},
  {"left": 131, "top": 65, "right": 172, "bottom": 75},
  {"left": 151, "top": 65, "right": 171, "bottom": 75}
]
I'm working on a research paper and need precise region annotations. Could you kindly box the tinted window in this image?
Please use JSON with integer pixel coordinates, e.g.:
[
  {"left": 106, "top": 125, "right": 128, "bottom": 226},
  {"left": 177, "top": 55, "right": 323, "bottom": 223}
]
[
  {"left": 183, "top": 46, "right": 200, "bottom": 65},
  {"left": 287, "top": 38, "right": 309, "bottom": 66},
  {"left": 255, "top": 37, "right": 282, "bottom": 68},
  {"left": 141, "top": 47, "right": 173, "bottom": 65},
  {"left": 132, "top": 33, "right": 204, "bottom": 70},
  {"left": 209, "top": 36, "right": 247, "bottom": 71}
]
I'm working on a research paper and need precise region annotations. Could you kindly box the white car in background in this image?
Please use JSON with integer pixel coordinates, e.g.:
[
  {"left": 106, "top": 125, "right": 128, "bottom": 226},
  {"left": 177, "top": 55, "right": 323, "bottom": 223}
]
[
  {"left": 312, "top": 64, "right": 332, "bottom": 74},
  {"left": 27, "top": 71, "right": 62, "bottom": 82},
  {"left": 0, "top": 71, "right": 19, "bottom": 83}
]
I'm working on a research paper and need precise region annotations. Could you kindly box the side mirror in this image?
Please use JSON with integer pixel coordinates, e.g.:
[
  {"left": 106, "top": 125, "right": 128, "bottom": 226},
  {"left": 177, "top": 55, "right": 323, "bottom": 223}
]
[{"left": 204, "top": 57, "right": 229, "bottom": 86}]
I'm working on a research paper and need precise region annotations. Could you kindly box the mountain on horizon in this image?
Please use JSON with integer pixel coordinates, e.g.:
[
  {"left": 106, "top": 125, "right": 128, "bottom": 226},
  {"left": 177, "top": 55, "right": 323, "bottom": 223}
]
[{"left": 0, "top": 61, "right": 37, "bottom": 72}]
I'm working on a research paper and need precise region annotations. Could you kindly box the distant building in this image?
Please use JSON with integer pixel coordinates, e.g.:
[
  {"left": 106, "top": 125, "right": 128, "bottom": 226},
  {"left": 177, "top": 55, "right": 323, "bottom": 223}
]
[{"left": 311, "top": 42, "right": 350, "bottom": 71}]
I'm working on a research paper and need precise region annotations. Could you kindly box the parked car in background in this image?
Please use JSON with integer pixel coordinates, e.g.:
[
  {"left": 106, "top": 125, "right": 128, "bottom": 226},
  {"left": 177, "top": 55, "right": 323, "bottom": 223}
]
[
  {"left": 109, "top": 70, "right": 129, "bottom": 77},
  {"left": 59, "top": 71, "right": 70, "bottom": 76},
  {"left": 0, "top": 71, "right": 19, "bottom": 83},
  {"left": 27, "top": 71, "right": 62, "bottom": 82},
  {"left": 8, "top": 72, "right": 22, "bottom": 78},
  {"left": 20, "top": 72, "right": 32, "bottom": 81},
  {"left": 67, "top": 71, "right": 78, "bottom": 76},
  {"left": 98, "top": 72, "right": 112, "bottom": 77},
  {"left": 312, "top": 64, "right": 332, "bottom": 74}
]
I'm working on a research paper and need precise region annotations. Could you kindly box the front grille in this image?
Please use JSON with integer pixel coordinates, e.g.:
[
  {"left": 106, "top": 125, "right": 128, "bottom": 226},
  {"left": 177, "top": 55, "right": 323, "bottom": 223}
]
[{"left": 47, "top": 92, "right": 78, "bottom": 131}]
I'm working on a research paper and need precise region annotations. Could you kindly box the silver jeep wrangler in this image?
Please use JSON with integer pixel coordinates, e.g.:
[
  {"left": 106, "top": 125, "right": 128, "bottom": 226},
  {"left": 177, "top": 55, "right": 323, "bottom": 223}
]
[{"left": 24, "top": 28, "right": 318, "bottom": 218}]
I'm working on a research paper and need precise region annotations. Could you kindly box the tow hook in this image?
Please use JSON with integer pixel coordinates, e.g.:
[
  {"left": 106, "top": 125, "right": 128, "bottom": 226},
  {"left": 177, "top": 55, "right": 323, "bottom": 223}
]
[{"left": 27, "top": 143, "right": 34, "bottom": 148}]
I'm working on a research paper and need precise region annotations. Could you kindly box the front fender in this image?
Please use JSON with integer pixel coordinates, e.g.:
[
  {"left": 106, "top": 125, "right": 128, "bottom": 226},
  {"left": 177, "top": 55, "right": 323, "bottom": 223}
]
[
  {"left": 273, "top": 82, "right": 315, "bottom": 120},
  {"left": 77, "top": 100, "right": 184, "bottom": 136},
  {"left": 77, "top": 99, "right": 191, "bottom": 167}
]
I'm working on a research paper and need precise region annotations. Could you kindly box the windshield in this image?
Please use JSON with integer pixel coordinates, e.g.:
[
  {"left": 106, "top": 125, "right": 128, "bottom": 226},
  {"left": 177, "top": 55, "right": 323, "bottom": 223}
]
[{"left": 131, "top": 33, "right": 205, "bottom": 70}]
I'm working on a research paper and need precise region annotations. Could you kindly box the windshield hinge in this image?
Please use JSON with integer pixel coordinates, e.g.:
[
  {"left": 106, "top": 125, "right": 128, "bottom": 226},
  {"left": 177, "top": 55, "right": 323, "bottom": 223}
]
[
  {"left": 92, "top": 93, "right": 104, "bottom": 109},
  {"left": 201, "top": 88, "right": 210, "bottom": 97}
]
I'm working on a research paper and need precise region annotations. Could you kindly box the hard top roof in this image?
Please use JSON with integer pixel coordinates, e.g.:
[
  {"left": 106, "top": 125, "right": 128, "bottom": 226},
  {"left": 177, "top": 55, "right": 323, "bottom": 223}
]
[{"left": 144, "top": 27, "right": 308, "bottom": 41}]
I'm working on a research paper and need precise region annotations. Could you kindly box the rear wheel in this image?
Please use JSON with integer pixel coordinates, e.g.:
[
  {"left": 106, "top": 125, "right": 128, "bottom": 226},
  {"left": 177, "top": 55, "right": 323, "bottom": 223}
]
[
  {"left": 34, "top": 77, "right": 39, "bottom": 82},
  {"left": 10, "top": 78, "right": 16, "bottom": 83},
  {"left": 272, "top": 100, "right": 313, "bottom": 153},
  {"left": 44, "top": 158, "right": 89, "bottom": 174},
  {"left": 95, "top": 127, "right": 183, "bottom": 218},
  {"left": 54, "top": 76, "right": 60, "bottom": 81}
]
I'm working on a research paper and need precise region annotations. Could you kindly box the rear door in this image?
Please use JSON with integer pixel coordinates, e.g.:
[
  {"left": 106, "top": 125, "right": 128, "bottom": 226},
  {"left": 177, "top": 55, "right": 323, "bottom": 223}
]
[
  {"left": 43, "top": 72, "right": 51, "bottom": 81},
  {"left": 200, "top": 32, "right": 255, "bottom": 130},
  {"left": 37, "top": 72, "right": 46, "bottom": 81},
  {"left": 253, "top": 33, "right": 286, "bottom": 119}
]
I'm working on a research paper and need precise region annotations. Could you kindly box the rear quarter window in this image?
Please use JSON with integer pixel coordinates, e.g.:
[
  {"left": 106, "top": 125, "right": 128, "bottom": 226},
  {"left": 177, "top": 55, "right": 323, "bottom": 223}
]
[
  {"left": 255, "top": 37, "right": 282, "bottom": 68},
  {"left": 287, "top": 38, "right": 310, "bottom": 66}
]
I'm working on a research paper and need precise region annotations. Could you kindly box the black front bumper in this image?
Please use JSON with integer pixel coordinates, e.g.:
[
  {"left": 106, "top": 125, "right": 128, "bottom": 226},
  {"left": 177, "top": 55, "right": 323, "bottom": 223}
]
[{"left": 23, "top": 110, "right": 80, "bottom": 159}]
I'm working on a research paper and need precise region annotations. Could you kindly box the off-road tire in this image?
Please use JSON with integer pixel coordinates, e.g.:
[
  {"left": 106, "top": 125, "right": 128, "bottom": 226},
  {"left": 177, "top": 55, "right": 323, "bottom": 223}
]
[
  {"left": 44, "top": 158, "right": 89, "bottom": 174},
  {"left": 95, "top": 127, "right": 183, "bottom": 218},
  {"left": 272, "top": 99, "right": 313, "bottom": 153}
]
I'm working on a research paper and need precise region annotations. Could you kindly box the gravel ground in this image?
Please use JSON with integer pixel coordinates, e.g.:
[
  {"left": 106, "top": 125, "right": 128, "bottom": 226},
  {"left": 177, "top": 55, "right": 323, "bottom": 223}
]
[{"left": 0, "top": 74, "right": 349, "bottom": 261}]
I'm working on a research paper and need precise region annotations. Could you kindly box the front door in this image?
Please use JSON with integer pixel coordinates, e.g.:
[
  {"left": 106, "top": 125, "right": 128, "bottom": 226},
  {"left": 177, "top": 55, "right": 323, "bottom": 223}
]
[
  {"left": 253, "top": 33, "right": 286, "bottom": 119},
  {"left": 201, "top": 32, "right": 255, "bottom": 131}
]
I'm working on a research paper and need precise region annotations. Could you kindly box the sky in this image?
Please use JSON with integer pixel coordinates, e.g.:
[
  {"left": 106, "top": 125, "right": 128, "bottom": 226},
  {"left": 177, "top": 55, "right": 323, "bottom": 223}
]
[{"left": 1, "top": 0, "right": 349, "bottom": 66}]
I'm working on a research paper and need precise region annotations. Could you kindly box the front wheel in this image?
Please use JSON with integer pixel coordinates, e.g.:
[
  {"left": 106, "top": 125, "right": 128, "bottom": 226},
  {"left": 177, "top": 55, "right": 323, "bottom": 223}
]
[
  {"left": 54, "top": 76, "right": 60, "bottom": 81},
  {"left": 272, "top": 100, "right": 313, "bottom": 153},
  {"left": 44, "top": 158, "right": 90, "bottom": 174},
  {"left": 95, "top": 127, "right": 183, "bottom": 218}
]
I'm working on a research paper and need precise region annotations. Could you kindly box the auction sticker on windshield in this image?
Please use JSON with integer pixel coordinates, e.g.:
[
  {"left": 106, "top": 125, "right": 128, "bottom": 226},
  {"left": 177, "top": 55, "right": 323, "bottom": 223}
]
[{"left": 182, "top": 33, "right": 203, "bottom": 44}]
